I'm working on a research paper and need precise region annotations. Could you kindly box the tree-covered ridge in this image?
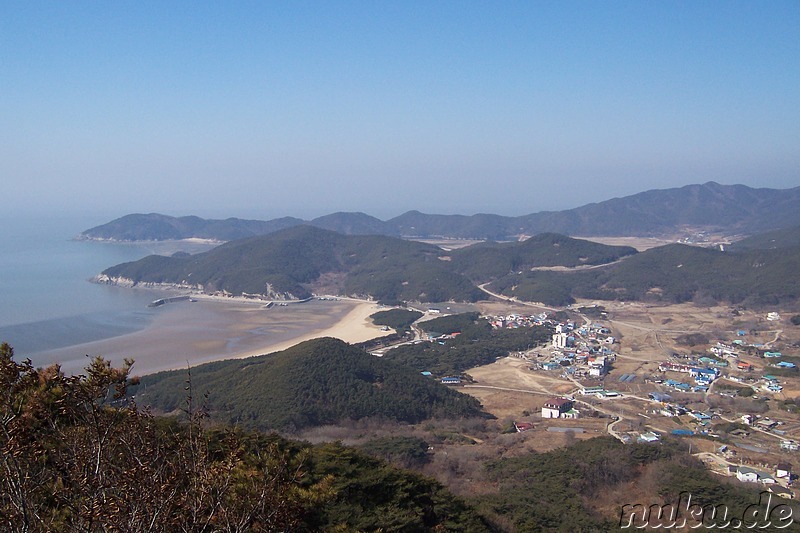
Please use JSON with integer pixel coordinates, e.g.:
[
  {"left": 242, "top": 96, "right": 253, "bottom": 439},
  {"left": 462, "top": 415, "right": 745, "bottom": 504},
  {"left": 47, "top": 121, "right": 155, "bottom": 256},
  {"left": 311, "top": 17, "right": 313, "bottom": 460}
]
[
  {"left": 136, "top": 337, "right": 488, "bottom": 432},
  {"left": 100, "top": 221, "right": 800, "bottom": 307},
  {"left": 80, "top": 212, "right": 306, "bottom": 241},
  {"left": 489, "top": 243, "right": 800, "bottom": 306},
  {"left": 0, "top": 343, "right": 489, "bottom": 531},
  {"left": 99, "top": 226, "right": 632, "bottom": 303},
  {"left": 101, "top": 225, "right": 484, "bottom": 301},
  {"left": 448, "top": 232, "right": 637, "bottom": 281}
]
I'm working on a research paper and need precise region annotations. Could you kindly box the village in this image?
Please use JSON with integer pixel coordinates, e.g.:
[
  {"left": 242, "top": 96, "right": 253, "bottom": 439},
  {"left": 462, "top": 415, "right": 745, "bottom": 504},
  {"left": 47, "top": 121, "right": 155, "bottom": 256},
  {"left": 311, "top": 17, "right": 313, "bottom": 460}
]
[{"left": 435, "top": 301, "right": 800, "bottom": 500}]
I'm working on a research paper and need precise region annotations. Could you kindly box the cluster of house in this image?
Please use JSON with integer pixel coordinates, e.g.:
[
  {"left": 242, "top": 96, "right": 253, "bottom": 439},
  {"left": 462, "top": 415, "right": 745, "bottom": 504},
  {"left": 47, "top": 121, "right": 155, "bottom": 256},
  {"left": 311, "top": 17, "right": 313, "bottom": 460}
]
[
  {"left": 658, "top": 352, "right": 793, "bottom": 395},
  {"left": 647, "top": 393, "right": 716, "bottom": 426},
  {"left": 656, "top": 361, "right": 719, "bottom": 391},
  {"left": 740, "top": 414, "right": 784, "bottom": 432},
  {"left": 488, "top": 312, "right": 549, "bottom": 329},
  {"left": 725, "top": 373, "right": 786, "bottom": 393},
  {"left": 711, "top": 339, "right": 796, "bottom": 365},
  {"left": 732, "top": 464, "right": 794, "bottom": 498},
  {"left": 526, "top": 321, "right": 617, "bottom": 379}
]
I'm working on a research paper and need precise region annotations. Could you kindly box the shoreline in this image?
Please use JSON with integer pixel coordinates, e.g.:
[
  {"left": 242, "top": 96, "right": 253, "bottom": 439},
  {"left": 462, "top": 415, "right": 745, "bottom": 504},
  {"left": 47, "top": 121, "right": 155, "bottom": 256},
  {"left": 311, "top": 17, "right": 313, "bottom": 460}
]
[
  {"left": 26, "top": 297, "right": 390, "bottom": 377},
  {"left": 225, "top": 300, "right": 388, "bottom": 360}
]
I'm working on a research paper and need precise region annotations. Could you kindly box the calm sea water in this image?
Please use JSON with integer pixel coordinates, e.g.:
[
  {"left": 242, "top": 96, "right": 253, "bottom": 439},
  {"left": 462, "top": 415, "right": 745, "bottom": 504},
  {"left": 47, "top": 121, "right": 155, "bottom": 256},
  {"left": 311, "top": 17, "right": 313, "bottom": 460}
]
[{"left": 0, "top": 215, "right": 214, "bottom": 356}]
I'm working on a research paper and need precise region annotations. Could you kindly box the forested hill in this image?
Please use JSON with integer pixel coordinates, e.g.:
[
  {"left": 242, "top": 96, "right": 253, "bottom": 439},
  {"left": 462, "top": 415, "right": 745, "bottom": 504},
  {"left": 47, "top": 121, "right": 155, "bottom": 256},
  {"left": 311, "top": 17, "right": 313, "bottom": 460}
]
[
  {"left": 488, "top": 242, "right": 800, "bottom": 307},
  {"left": 97, "top": 225, "right": 634, "bottom": 302},
  {"left": 80, "top": 182, "right": 800, "bottom": 241},
  {"left": 728, "top": 225, "right": 800, "bottom": 251},
  {"left": 135, "top": 337, "right": 488, "bottom": 431},
  {"left": 99, "top": 225, "right": 484, "bottom": 301},
  {"left": 98, "top": 222, "right": 800, "bottom": 307},
  {"left": 448, "top": 232, "right": 637, "bottom": 282},
  {"left": 78, "top": 212, "right": 305, "bottom": 241}
]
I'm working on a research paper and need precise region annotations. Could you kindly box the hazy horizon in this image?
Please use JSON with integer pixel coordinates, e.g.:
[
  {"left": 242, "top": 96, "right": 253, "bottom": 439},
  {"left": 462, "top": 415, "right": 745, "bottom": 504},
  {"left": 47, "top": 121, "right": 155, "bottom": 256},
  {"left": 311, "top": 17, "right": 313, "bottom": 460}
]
[{"left": 3, "top": 2, "right": 798, "bottom": 220}]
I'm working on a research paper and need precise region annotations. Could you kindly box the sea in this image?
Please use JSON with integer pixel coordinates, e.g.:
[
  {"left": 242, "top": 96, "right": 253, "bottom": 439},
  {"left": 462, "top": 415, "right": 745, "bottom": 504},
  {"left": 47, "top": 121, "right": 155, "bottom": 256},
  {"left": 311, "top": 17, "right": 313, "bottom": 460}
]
[{"left": 0, "top": 214, "right": 215, "bottom": 359}]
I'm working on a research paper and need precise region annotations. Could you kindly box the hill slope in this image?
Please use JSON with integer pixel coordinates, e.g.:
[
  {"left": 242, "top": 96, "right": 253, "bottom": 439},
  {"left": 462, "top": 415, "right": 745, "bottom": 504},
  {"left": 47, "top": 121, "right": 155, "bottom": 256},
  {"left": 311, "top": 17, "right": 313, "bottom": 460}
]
[
  {"left": 100, "top": 225, "right": 484, "bottom": 302},
  {"left": 448, "top": 232, "right": 638, "bottom": 281},
  {"left": 98, "top": 222, "right": 800, "bottom": 307},
  {"left": 489, "top": 243, "right": 800, "bottom": 306},
  {"left": 728, "top": 225, "right": 800, "bottom": 251},
  {"left": 137, "top": 337, "right": 488, "bottom": 431}
]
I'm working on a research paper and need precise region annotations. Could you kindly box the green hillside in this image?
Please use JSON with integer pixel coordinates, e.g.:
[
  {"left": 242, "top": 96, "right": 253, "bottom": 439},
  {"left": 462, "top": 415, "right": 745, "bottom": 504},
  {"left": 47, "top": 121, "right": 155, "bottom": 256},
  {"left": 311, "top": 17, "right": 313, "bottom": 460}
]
[
  {"left": 449, "top": 232, "right": 637, "bottom": 281},
  {"left": 4, "top": 343, "right": 791, "bottom": 531},
  {"left": 475, "top": 436, "right": 787, "bottom": 530},
  {"left": 101, "top": 222, "right": 800, "bottom": 307},
  {"left": 80, "top": 212, "right": 305, "bottom": 241},
  {"left": 370, "top": 308, "right": 424, "bottom": 332},
  {"left": 100, "top": 226, "right": 634, "bottom": 302},
  {"left": 102, "top": 225, "right": 483, "bottom": 302},
  {"left": 489, "top": 243, "right": 800, "bottom": 306},
  {"left": 136, "top": 338, "right": 488, "bottom": 431},
  {"left": 729, "top": 225, "right": 800, "bottom": 250}
]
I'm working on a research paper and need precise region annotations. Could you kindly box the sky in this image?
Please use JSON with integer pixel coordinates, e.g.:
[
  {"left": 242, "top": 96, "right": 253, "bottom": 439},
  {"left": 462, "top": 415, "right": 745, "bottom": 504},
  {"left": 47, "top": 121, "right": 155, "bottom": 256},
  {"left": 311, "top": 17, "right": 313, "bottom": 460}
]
[{"left": 2, "top": 1, "right": 798, "bottom": 221}]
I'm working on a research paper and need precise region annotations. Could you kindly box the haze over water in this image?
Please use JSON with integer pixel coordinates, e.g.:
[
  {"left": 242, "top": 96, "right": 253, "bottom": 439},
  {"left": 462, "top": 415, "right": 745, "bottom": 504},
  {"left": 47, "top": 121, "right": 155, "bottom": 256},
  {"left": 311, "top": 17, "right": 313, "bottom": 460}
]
[
  {"left": 0, "top": 215, "right": 202, "bottom": 355},
  {"left": 0, "top": 215, "right": 379, "bottom": 376}
]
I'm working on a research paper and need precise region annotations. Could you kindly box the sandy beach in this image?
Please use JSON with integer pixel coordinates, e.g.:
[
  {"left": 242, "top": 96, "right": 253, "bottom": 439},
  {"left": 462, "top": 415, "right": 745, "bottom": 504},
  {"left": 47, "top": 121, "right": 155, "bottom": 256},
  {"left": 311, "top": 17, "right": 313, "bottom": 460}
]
[{"left": 27, "top": 298, "right": 390, "bottom": 377}]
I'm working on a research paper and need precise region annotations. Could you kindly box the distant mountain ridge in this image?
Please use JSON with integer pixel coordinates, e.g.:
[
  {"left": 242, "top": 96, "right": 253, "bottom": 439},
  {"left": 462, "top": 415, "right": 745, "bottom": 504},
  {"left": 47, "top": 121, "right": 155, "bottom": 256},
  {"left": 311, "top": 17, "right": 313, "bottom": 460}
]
[{"left": 80, "top": 182, "right": 800, "bottom": 242}]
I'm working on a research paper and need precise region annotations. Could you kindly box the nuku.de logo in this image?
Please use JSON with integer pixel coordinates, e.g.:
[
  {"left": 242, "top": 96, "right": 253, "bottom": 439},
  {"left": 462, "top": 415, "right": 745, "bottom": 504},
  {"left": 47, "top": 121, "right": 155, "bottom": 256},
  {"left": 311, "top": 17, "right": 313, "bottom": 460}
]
[{"left": 619, "top": 491, "right": 794, "bottom": 529}]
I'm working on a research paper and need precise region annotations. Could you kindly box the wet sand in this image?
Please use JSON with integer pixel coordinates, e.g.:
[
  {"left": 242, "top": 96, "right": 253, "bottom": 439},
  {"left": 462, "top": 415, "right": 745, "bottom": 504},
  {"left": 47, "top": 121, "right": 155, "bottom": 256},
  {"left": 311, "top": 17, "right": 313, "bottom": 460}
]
[{"left": 28, "top": 298, "right": 388, "bottom": 376}]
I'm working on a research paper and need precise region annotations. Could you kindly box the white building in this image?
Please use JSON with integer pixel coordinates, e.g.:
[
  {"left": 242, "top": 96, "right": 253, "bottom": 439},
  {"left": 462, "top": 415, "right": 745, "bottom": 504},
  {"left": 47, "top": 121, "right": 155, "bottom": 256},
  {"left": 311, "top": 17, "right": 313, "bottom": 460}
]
[
  {"left": 541, "top": 397, "right": 578, "bottom": 419},
  {"left": 552, "top": 333, "right": 569, "bottom": 350},
  {"left": 737, "top": 467, "right": 759, "bottom": 483}
]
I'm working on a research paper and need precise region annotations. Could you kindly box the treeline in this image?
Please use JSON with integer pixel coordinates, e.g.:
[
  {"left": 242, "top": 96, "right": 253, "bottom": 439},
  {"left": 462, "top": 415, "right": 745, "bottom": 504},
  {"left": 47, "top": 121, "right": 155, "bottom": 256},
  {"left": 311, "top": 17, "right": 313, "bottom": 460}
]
[{"left": 135, "top": 338, "right": 488, "bottom": 432}]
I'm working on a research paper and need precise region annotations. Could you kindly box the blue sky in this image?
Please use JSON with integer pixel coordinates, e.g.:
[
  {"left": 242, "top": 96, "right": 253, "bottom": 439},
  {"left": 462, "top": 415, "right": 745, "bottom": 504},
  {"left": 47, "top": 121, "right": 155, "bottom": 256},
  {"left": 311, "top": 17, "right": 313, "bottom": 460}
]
[{"left": 2, "top": 1, "right": 798, "bottom": 220}]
